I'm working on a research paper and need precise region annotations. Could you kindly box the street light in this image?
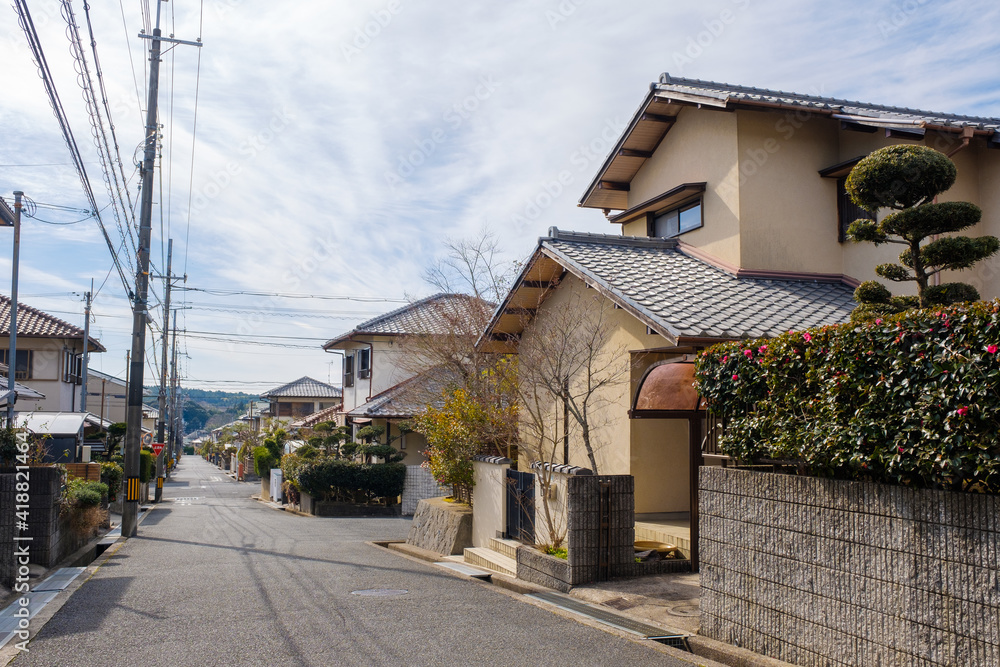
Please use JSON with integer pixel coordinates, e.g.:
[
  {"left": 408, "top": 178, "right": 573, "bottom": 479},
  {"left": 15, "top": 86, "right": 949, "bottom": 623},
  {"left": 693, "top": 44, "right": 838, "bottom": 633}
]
[{"left": 0, "top": 192, "right": 22, "bottom": 426}]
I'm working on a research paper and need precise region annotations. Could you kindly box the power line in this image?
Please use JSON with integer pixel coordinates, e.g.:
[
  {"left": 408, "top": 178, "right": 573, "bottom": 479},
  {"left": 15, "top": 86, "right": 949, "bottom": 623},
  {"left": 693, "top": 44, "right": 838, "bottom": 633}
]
[{"left": 176, "top": 286, "right": 409, "bottom": 302}]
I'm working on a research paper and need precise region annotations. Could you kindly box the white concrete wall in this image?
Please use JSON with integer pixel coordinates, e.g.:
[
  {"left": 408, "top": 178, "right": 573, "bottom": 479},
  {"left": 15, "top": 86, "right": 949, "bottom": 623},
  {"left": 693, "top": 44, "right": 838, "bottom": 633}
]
[{"left": 471, "top": 459, "right": 508, "bottom": 548}]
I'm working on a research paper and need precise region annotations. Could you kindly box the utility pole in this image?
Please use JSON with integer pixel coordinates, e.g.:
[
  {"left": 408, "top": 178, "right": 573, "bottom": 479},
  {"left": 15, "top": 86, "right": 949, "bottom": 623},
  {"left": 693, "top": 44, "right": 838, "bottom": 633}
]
[
  {"left": 170, "top": 314, "right": 179, "bottom": 457},
  {"left": 122, "top": 2, "right": 201, "bottom": 536},
  {"left": 4, "top": 192, "right": 22, "bottom": 427},
  {"left": 153, "top": 239, "right": 172, "bottom": 502},
  {"left": 80, "top": 285, "right": 92, "bottom": 413}
]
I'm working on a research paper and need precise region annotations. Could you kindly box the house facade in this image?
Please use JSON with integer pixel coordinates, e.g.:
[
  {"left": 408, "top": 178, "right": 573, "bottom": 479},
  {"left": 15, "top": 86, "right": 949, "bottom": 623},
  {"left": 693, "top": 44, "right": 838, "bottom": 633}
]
[
  {"left": 481, "top": 75, "right": 1000, "bottom": 567},
  {"left": 0, "top": 295, "right": 105, "bottom": 413},
  {"left": 260, "top": 377, "right": 342, "bottom": 423},
  {"left": 323, "top": 293, "right": 487, "bottom": 464},
  {"left": 86, "top": 369, "right": 127, "bottom": 424}
]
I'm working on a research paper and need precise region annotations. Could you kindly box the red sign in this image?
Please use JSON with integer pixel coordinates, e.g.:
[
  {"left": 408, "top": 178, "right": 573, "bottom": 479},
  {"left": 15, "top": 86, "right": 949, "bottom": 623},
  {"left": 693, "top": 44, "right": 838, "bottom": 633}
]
[{"left": 151, "top": 443, "right": 166, "bottom": 456}]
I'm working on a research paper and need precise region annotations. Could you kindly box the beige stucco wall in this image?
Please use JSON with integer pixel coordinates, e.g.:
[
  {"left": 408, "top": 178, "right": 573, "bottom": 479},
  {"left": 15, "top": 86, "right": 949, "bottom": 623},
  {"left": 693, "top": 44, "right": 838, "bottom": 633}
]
[
  {"left": 515, "top": 274, "right": 689, "bottom": 514},
  {"left": 2, "top": 337, "right": 87, "bottom": 413},
  {"left": 535, "top": 469, "right": 570, "bottom": 546},
  {"left": 624, "top": 107, "right": 741, "bottom": 267},
  {"left": 619, "top": 104, "right": 1000, "bottom": 303},
  {"left": 472, "top": 459, "right": 508, "bottom": 548},
  {"left": 630, "top": 418, "right": 689, "bottom": 514}
]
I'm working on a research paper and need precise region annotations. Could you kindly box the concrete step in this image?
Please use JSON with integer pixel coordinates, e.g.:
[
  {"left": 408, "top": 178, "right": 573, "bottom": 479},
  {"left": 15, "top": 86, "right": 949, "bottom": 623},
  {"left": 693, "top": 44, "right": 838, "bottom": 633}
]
[
  {"left": 489, "top": 537, "right": 520, "bottom": 560},
  {"left": 464, "top": 547, "right": 517, "bottom": 577}
]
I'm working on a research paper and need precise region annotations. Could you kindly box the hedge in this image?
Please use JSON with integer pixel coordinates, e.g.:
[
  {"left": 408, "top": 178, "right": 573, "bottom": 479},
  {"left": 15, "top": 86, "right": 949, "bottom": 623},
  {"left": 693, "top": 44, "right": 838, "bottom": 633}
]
[
  {"left": 139, "top": 450, "right": 154, "bottom": 483},
  {"left": 253, "top": 446, "right": 276, "bottom": 477},
  {"left": 290, "top": 457, "right": 406, "bottom": 503},
  {"left": 695, "top": 299, "right": 1000, "bottom": 493}
]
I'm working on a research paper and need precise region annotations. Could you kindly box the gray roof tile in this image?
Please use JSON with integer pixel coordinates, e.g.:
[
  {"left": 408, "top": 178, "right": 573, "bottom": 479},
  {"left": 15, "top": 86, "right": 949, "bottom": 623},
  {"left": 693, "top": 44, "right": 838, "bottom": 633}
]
[
  {"left": 541, "top": 230, "right": 856, "bottom": 339},
  {"left": 655, "top": 73, "right": 1000, "bottom": 131},
  {"left": 260, "top": 376, "right": 342, "bottom": 399},
  {"left": 324, "top": 293, "right": 489, "bottom": 348},
  {"left": 348, "top": 366, "right": 460, "bottom": 419}
]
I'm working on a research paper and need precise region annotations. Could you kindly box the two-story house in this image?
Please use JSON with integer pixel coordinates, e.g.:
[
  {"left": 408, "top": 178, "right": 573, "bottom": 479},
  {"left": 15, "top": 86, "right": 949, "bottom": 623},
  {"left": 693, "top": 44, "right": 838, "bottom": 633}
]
[
  {"left": 260, "top": 377, "right": 342, "bottom": 424},
  {"left": 323, "top": 293, "right": 485, "bottom": 465},
  {"left": 0, "top": 294, "right": 105, "bottom": 413},
  {"left": 481, "top": 74, "right": 1000, "bottom": 568}
]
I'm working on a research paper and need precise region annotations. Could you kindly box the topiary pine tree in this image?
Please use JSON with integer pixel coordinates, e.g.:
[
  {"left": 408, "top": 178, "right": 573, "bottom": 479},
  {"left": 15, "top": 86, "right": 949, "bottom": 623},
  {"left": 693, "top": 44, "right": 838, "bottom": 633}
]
[{"left": 845, "top": 144, "right": 999, "bottom": 321}]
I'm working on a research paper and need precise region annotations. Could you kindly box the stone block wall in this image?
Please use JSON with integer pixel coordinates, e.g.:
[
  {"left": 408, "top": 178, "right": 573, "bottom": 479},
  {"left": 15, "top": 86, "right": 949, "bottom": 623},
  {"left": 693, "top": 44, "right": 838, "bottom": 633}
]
[
  {"left": 517, "top": 473, "right": 636, "bottom": 589},
  {"left": 401, "top": 465, "right": 451, "bottom": 516},
  {"left": 0, "top": 473, "right": 14, "bottom": 588},
  {"left": 700, "top": 467, "right": 1000, "bottom": 667},
  {"left": 406, "top": 497, "right": 472, "bottom": 555}
]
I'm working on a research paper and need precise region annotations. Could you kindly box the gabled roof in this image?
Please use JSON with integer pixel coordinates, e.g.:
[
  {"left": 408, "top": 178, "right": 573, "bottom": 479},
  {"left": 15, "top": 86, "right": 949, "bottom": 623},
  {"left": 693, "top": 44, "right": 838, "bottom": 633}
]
[
  {"left": 88, "top": 368, "right": 126, "bottom": 385},
  {"left": 481, "top": 228, "right": 855, "bottom": 351},
  {"left": 581, "top": 73, "right": 1000, "bottom": 210},
  {"left": 0, "top": 295, "right": 106, "bottom": 352},
  {"left": 323, "top": 293, "right": 489, "bottom": 349},
  {"left": 348, "top": 366, "right": 460, "bottom": 419},
  {"left": 0, "top": 374, "right": 45, "bottom": 403},
  {"left": 260, "top": 376, "right": 342, "bottom": 400}
]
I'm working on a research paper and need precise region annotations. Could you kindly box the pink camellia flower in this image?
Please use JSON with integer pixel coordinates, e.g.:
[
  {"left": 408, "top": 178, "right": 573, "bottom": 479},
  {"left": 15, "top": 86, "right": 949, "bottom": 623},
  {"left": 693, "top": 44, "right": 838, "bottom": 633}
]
[
  {"left": 957, "top": 406, "right": 969, "bottom": 417},
  {"left": 898, "top": 446, "right": 904, "bottom": 454},
  {"left": 803, "top": 332, "right": 812, "bottom": 342},
  {"left": 721, "top": 355, "right": 729, "bottom": 363},
  {"left": 743, "top": 349, "right": 753, "bottom": 358},
  {"left": 987, "top": 345, "right": 998, "bottom": 354},
  {"left": 732, "top": 374, "right": 738, "bottom": 381},
  {"left": 758, "top": 345, "right": 768, "bottom": 354},
  {"left": 875, "top": 318, "right": 883, "bottom": 325}
]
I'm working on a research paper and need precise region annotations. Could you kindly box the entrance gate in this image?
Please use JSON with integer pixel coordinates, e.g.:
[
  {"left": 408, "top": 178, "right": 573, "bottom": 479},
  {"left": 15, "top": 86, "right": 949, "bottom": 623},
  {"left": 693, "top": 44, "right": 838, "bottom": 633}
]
[{"left": 505, "top": 469, "right": 535, "bottom": 544}]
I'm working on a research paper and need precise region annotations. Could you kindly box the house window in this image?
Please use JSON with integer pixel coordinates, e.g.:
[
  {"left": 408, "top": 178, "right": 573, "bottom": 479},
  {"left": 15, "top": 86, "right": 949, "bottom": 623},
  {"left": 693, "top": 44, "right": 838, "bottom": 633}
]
[
  {"left": 652, "top": 200, "right": 702, "bottom": 238},
  {"left": 278, "top": 403, "right": 292, "bottom": 417},
  {"left": 63, "top": 349, "right": 83, "bottom": 384},
  {"left": 0, "top": 349, "right": 33, "bottom": 380},
  {"left": 358, "top": 348, "right": 371, "bottom": 379},
  {"left": 837, "top": 177, "right": 870, "bottom": 243},
  {"left": 343, "top": 354, "right": 354, "bottom": 388}
]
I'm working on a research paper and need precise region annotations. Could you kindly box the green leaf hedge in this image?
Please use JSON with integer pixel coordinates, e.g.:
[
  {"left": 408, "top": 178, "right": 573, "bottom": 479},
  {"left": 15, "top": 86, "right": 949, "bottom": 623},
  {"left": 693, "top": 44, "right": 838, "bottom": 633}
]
[
  {"left": 695, "top": 299, "right": 1000, "bottom": 492},
  {"left": 283, "top": 456, "right": 406, "bottom": 504}
]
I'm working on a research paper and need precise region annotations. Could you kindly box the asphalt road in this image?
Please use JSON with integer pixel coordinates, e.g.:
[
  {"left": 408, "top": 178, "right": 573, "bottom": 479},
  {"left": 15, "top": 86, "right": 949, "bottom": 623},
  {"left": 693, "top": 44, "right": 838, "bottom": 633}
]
[{"left": 12, "top": 456, "right": 689, "bottom": 667}]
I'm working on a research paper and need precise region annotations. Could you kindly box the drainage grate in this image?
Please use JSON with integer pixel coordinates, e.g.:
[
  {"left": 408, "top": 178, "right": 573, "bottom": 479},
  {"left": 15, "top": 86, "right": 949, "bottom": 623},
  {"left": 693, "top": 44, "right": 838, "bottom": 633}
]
[
  {"left": 33, "top": 567, "right": 86, "bottom": 592},
  {"left": 350, "top": 589, "right": 408, "bottom": 597},
  {"left": 526, "top": 591, "right": 691, "bottom": 650}
]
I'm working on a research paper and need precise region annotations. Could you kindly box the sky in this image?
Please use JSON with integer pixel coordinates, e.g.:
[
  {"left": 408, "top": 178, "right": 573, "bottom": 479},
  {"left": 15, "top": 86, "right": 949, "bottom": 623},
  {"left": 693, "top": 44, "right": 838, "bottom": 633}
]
[{"left": 1, "top": 0, "right": 999, "bottom": 393}]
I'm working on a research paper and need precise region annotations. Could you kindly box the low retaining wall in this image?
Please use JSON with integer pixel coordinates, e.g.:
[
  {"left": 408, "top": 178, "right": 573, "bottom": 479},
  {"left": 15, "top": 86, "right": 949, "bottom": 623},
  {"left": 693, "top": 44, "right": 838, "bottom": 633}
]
[
  {"left": 406, "top": 497, "right": 472, "bottom": 555},
  {"left": 700, "top": 467, "right": 1000, "bottom": 667}
]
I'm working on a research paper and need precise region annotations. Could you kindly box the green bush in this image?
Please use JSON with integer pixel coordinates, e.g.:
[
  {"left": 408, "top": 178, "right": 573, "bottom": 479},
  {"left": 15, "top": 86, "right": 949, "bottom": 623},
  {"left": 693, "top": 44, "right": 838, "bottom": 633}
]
[
  {"left": 253, "top": 445, "right": 276, "bottom": 477},
  {"left": 695, "top": 299, "right": 1000, "bottom": 493},
  {"left": 139, "top": 450, "right": 154, "bottom": 483},
  {"left": 100, "top": 461, "right": 123, "bottom": 502},
  {"left": 289, "top": 456, "right": 406, "bottom": 503},
  {"left": 65, "top": 478, "right": 109, "bottom": 507}
]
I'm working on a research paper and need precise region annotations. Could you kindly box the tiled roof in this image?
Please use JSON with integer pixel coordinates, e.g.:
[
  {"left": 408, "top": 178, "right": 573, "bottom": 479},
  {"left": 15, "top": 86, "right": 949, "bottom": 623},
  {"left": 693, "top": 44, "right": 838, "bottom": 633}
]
[
  {"left": 348, "top": 366, "right": 460, "bottom": 419},
  {"left": 0, "top": 295, "right": 106, "bottom": 352},
  {"left": 535, "top": 229, "right": 855, "bottom": 340},
  {"left": 0, "top": 374, "right": 45, "bottom": 400},
  {"left": 290, "top": 404, "right": 343, "bottom": 429},
  {"left": 323, "top": 293, "right": 489, "bottom": 348},
  {"left": 654, "top": 73, "right": 1000, "bottom": 131},
  {"left": 260, "top": 376, "right": 342, "bottom": 399}
]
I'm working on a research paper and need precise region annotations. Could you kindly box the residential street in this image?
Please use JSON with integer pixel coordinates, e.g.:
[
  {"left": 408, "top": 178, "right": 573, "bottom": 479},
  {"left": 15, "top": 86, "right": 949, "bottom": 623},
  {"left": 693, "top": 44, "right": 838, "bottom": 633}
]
[{"left": 13, "top": 457, "right": 689, "bottom": 666}]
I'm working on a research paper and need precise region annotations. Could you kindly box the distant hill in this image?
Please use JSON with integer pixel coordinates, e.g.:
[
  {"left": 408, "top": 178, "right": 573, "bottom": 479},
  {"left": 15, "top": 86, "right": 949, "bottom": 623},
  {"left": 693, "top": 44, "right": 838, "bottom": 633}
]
[{"left": 145, "top": 387, "right": 259, "bottom": 434}]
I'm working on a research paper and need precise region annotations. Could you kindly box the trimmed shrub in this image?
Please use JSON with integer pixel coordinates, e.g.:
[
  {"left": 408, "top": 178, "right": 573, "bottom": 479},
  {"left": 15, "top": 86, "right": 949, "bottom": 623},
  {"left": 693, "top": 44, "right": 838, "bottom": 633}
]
[
  {"left": 65, "top": 478, "right": 109, "bottom": 507},
  {"left": 253, "top": 446, "right": 276, "bottom": 477},
  {"left": 289, "top": 457, "right": 406, "bottom": 503},
  {"left": 139, "top": 450, "right": 154, "bottom": 483},
  {"left": 100, "top": 461, "right": 123, "bottom": 502},
  {"left": 695, "top": 299, "right": 1000, "bottom": 493}
]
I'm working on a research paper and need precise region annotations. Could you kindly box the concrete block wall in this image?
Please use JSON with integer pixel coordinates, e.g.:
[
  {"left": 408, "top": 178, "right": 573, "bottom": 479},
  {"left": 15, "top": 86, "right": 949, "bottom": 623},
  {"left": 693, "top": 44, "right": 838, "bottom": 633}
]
[
  {"left": 401, "top": 465, "right": 451, "bottom": 516},
  {"left": 699, "top": 467, "right": 1000, "bottom": 667},
  {"left": 0, "top": 473, "right": 14, "bottom": 588}
]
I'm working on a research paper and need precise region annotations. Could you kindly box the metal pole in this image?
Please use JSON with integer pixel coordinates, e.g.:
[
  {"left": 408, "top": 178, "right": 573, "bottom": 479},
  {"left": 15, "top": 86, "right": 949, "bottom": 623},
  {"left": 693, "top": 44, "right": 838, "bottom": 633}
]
[
  {"left": 122, "top": 1, "right": 164, "bottom": 537},
  {"left": 6, "top": 192, "right": 22, "bottom": 426},
  {"left": 80, "top": 287, "right": 91, "bottom": 412},
  {"left": 169, "top": 313, "right": 178, "bottom": 457},
  {"left": 154, "top": 240, "right": 171, "bottom": 501}
]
